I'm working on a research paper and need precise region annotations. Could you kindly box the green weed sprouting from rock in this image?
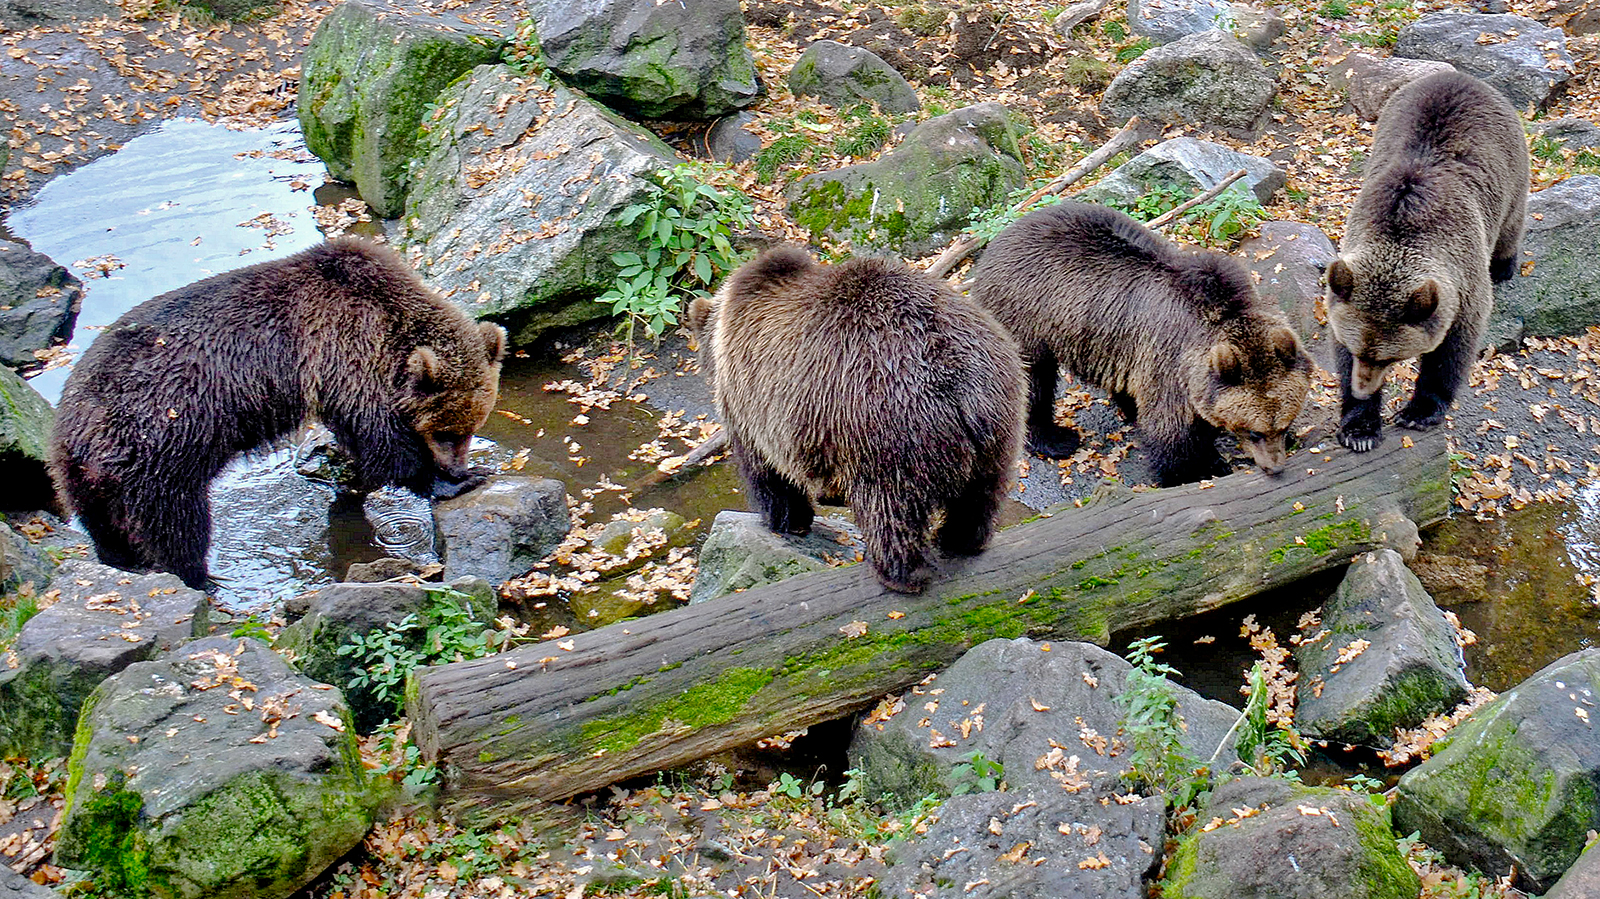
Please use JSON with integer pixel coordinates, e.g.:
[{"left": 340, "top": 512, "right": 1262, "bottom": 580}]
[
  {"left": 753, "top": 132, "right": 816, "bottom": 183},
  {"left": 1116, "top": 636, "right": 1209, "bottom": 811},
  {"left": 1116, "top": 37, "right": 1155, "bottom": 63},
  {"left": 1231, "top": 661, "right": 1307, "bottom": 778},
  {"left": 949, "top": 751, "right": 1004, "bottom": 795},
  {"left": 0, "top": 587, "right": 40, "bottom": 651},
  {"left": 836, "top": 105, "right": 893, "bottom": 159},
  {"left": 599, "top": 164, "right": 753, "bottom": 361},
  {"left": 1192, "top": 189, "right": 1266, "bottom": 244},
  {"left": 505, "top": 18, "right": 547, "bottom": 76},
  {"left": 336, "top": 586, "right": 496, "bottom": 721}
]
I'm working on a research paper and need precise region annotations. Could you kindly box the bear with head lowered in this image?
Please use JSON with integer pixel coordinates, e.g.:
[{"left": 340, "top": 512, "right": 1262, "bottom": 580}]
[
  {"left": 971, "top": 201, "right": 1314, "bottom": 488},
  {"left": 50, "top": 238, "right": 507, "bottom": 589},
  {"left": 1326, "top": 70, "right": 1529, "bottom": 452},
  {"left": 688, "top": 246, "right": 1025, "bottom": 594}
]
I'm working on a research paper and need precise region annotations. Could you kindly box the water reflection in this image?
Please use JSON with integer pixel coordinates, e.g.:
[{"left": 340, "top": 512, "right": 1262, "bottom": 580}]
[{"left": 6, "top": 117, "right": 326, "bottom": 402}]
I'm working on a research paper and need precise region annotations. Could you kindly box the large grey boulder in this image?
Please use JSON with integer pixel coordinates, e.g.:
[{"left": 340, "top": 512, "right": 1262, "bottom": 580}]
[
  {"left": 1394, "top": 648, "right": 1600, "bottom": 892},
  {"left": 1295, "top": 550, "right": 1469, "bottom": 747},
  {"left": 688, "top": 510, "right": 862, "bottom": 604},
  {"left": 0, "top": 0, "right": 114, "bottom": 28},
  {"left": 528, "top": 0, "right": 759, "bottom": 119},
  {"left": 0, "top": 239, "right": 81, "bottom": 373},
  {"left": 0, "top": 561, "right": 207, "bottom": 759},
  {"left": 403, "top": 68, "right": 681, "bottom": 344},
  {"left": 0, "top": 520, "right": 49, "bottom": 595},
  {"left": 1490, "top": 176, "right": 1600, "bottom": 346},
  {"left": 789, "top": 102, "right": 1024, "bottom": 257},
  {"left": 298, "top": 0, "right": 505, "bottom": 218},
  {"left": 1161, "top": 777, "right": 1420, "bottom": 898},
  {"left": 0, "top": 365, "right": 55, "bottom": 513},
  {"left": 881, "top": 785, "right": 1164, "bottom": 899},
  {"left": 1127, "top": 0, "right": 1233, "bottom": 44},
  {"left": 1530, "top": 116, "right": 1600, "bottom": 150},
  {"left": 850, "top": 638, "right": 1240, "bottom": 808},
  {"left": 276, "top": 578, "right": 494, "bottom": 732},
  {"left": 55, "top": 636, "right": 378, "bottom": 899},
  {"left": 1231, "top": 5, "right": 1286, "bottom": 52},
  {"left": 1079, "top": 137, "right": 1286, "bottom": 207},
  {"left": 1102, "top": 31, "right": 1277, "bottom": 134},
  {"left": 788, "top": 40, "right": 920, "bottom": 114},
  {"left": 1239, "top": 221, "right": 1337, "bottom": 358},
  {"left": 434, "top": 475, "right": 570, "bottom": 585},
  {"left": 1395, "top": 13, "right": 1573, "bottom": 111},
  {"left": 1330, "top": 51, "right": 1457, "bottom": 121}
]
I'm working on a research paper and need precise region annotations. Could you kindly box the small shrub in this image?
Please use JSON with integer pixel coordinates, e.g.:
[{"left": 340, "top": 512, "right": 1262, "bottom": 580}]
[
  {"left": 949, "top": 751, "right": 1004, "bottom": 795},
  {"left": 336, "top": 586, "right": 497, "bottom": 722},
  {"left": 1116, "top": 636, "right": 1209, "bottom": 811},
  {"left": 753, "top": 132, "right": 815, "bottom": 183},
  {"left": 836, "top": 107, "right": 892, "bottom": 158},
  {"left": 1116, "top": 38, "right": 1155, "bottom": 63},
  {"left": 1062, "top": 56, "right": 1113, "bottom": 91},
  {"left": 1319, "top": 0, "right": 1350, "bottom": 18}
]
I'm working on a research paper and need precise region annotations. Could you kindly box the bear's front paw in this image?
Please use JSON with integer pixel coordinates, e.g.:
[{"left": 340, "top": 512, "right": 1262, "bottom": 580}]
[
  {"left": 1395, "top": 400, "right": 1446, "bottom": 431},
  {"left": 875, "top": 564, "right": 931, "bottom": 594},
  {"left": 1337, "top": 423, "right": 1382, "bottom": 453},
  {"left": 430, "top": 465, "right": 491, "bottom": 499}
]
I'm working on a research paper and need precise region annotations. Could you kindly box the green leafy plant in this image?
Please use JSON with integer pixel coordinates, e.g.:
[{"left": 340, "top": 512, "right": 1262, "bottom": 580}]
[
  {"left": 505, "top": 18, "right": 547, "bottom": 75},
  {"left": 1342, "top": 772, "right": 1384, "bottom": 794},
  {"left": 229, "top": 615, "right": 275, "bottom": 643},
  {"left": 1102, "top": 19, "right": 1128, "bottom": 41},
  {"left": 336, "top": 587, "right": 495, "bottom": 721},
  {"left": 769, "top": 771, "right": 826, "bottom": 799},
  {"left": 1116, "top": 636, "right": 1209, "bottom": 811},
  {"left": 836, "top": 106, "right": 892, "bottom": 158},
  {"left": 949, "top": 751, "right": 1004, "bottom": 795},
  {"left": 1230, "top": 661, "right": 1307, "bottom": 778},
  {"left": 600, "top": 164, "right": 752, "bottom": 364},
  {"left": 369, "top": 722, "right": 440, "bottom": 788},
  {"left": 0, "top": 587, "right": 40, "bottom": 652},
  {"left": 1116, "top": 37, "right": 1155, "bottom": 63},
  {"left": 1190, "top": 188, "right": 1266, "bottom": 244},
  {"left": 1107, "top": 185, "right": 1187, "bottom": 222},
  {"left": 1319, "top": 0, "right": 1350, "bottom": 18},
  {"left": 753, "top": 132, "right": 816, "bottom": 183}
]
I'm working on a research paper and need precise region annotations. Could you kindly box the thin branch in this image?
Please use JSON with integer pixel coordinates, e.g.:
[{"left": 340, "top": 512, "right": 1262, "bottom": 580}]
[
  {"left": 1146, "top": 169, "right": 1250, "bottom": 230},
  {"left": 924, "top": 116, "right": 1157, "bottom": 280},
  {"left": 624, "top": 427, "right": 727, "bottom": 493}
]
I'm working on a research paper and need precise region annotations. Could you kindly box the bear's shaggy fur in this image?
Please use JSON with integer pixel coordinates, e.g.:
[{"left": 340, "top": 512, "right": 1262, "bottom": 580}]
[
  {"left": 1326, "top": 70, "right": 1529, "bottom": 452},
  {"left": 970, "top": 201, "right": 1314, "bottom": 487},
  {"left": 50, "top": 238, "right": 507, "bottom": 589},
  {"left": 687, "top": 246, "right": 1024, "bottom": 593}
]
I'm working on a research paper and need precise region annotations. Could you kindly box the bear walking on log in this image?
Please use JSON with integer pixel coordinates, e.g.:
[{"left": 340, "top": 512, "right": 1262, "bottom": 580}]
[
  {"left": 687, "top": 246, "right": 1025, "bottom": 594},
  {"left": 970, "top": 201, "right": 1314, "bottom": 488},
  {"left": 1327, "top": 71, "right": 1529, "bottom": 452},
  {"left": 50, "top": 238, "right": 507, "bottom": 590}
]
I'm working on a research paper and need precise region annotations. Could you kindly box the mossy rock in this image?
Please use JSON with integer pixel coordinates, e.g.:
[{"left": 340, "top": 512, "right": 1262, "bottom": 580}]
[
  {"left": 1162, "top": 777, "right": 1420, "bottom": 899},
  {"left": 56, "top": 637, "right": 380, "bottom": 899},
  {"left": 1393, "top": 647, "right": 1600, "bottom": 893},
  {"left": 297, "top": 0, "right": 504, "bottom": 217},
  {"left": 789, "top": 102, "right": 1023, "bottom": 257}
]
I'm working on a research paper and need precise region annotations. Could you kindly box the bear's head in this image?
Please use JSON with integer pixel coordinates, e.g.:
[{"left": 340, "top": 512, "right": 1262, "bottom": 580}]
[
  {"left": 1324, "top": 255, "right": 1457, "bottom": 400},
  {"left": 1190, "top": 323, "right": 1314, "bottom": 476},
  {"left": 402, "top": 321, "right": 508, "bottom": 481}
]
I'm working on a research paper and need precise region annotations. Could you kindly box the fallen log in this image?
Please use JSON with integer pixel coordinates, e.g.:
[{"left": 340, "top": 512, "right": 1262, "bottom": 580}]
[{"left": 411, "top": 428, "right": 1449, "bottom": 814}]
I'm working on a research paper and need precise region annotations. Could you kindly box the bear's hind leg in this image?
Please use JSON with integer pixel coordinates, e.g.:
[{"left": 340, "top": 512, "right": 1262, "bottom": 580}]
[
  {"left": 731, "top": 435, "right": 815, "bottom": 536},
  {"left": 1490, "top": 190, "right": 1526, "bottom": 283},
  {"left": 128, "top": 483, "right": 214, "bottom": 590},
  {"left": 853, "top": 479, "right": 933, "bottom": 593},
  {"left": 1024, "top": 348, "right": 1080, "bottom": 459},
  {"left": 1335, "top": 343, "right": 1385, "bottom": 452},
  {"left": 938, "top": 452, "right": 1010, "bottom": 557},
  {"left": 1397, "top": 318, "right": 1477, "bottom": 431},
  {"left": 73, "top": 496, "right": 144, "bottom": 573}
]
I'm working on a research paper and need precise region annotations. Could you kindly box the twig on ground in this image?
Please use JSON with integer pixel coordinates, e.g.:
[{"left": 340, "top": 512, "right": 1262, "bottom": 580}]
[{"left": 625, "top": 427, "right": 728, "bottom": 493}]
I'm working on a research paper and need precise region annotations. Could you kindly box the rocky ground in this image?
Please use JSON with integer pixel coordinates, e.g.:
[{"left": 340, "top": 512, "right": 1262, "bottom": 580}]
[{"left": 4, "top": 0, "right": 1600, "bottom": 897}]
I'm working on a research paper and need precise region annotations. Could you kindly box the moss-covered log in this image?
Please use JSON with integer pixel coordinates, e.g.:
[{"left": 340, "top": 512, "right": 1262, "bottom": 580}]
[{"left": 411, "top": 429, "right": 1449, "bottom": 812}]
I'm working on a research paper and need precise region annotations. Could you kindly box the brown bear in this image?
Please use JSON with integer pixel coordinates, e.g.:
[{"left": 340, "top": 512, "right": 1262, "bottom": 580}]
[
  {"left": 49, "top": 238, "right": 507, "bottom": 590},
  {"left": 970, "top": 201, "right": 1314, "bottom": 487},
  {"left": 687, "top": 246, "right": 1024, "bottom": 593},
  {"left": 1326, "top": 70, "right": 1528, "bottom": 452}
]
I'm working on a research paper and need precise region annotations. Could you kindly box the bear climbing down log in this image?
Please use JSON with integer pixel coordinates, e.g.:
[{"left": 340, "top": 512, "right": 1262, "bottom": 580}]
[
  {"left": 686, "top": 246, "right": 1025, "bottom": 594},
  {"left": 1327, "top": 70, "right": 1529, "bottom": 453},
  {"left": 410, "top": 425, "right": 1450, "bottom": 816},
  {"left": 49, "top": 238, "right": 507, "bottom": 590},
  {"left": 969, "top": 201, "right": 1314, "bottom": 487}
]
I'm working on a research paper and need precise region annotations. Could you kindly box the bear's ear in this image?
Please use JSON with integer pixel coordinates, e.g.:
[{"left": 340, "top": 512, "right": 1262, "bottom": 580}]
[
  {"left": 1210, "top": 342, "right": 1245, "bottom": 386},
  {"left": 1326, "top": 258, "right": 1354, "bottom": 302},
  {"left": 406, "top": 346, "right": 443, "bottom": 393},
  {"left": 479, "top": 322, "right": 507, "bottom": 364},
  {"left": 1270, "top": 325, "right": 1303, "bottom": 366},
  {"left": 1403, "top": 280, "right": 1439, "bottom": 324}
]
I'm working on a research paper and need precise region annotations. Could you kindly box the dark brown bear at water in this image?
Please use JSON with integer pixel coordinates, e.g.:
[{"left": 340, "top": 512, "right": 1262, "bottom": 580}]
[
  {"left": 49, "top": 238, "right": 507, "bottom": 590},
  {"left": 970, "top": 201, "right": 1314, "bottom": 487},
  {"left": 687, "top": 246, "right": 1024, "bottom": 594},
  {"left": 1325, "top": 70, "right": 1529, "bottom": 452}
]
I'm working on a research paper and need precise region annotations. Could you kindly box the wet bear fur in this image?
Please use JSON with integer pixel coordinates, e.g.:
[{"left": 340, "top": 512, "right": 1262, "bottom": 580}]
[
  {"left": 687, "top": 246, "right": 1025, "bottom": 594},
  {"left": 970, "top": 201, "right": 1314, "bottom": 487},
  {"left": 50, "top": 238, "right": 507, "bottom": 589},
  {"left": 1327, "top": 70, "right": 1529, "bottom": 452}
]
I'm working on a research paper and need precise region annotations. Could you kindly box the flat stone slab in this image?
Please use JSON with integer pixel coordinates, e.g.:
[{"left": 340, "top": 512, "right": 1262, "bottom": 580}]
[
  {"left": 688, "top": 510, "right": 862, "bottom": 604},
  {"left": 435, "top": 475, "right": 570, "bottom": 586},
  {"left": 1078, "top": 136, "right": 1286, "bottom": 208},
  {"left": 1395, "top": 12, "right": 1573, "bottom": 111},
  {"left": 1490, "top": 175, "right": 1600, "bottom": 347},
  {"left": 0, "top": 560, "right": 207, "bottom": 758}
]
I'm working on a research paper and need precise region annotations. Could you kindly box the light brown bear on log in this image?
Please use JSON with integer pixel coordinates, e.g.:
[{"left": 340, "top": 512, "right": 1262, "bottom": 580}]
[
  {"left": 1326, "top": 70, "right": 1529, "bottom": 452},
  {"left": 687, "top": 246, "right": 1025, "bottom": 594},
  {"left": 49, "top": 238, "right": 507, "bottom": 590},
  {"left": 970, "top": 200, "right": 1314, "bottom": 487}
]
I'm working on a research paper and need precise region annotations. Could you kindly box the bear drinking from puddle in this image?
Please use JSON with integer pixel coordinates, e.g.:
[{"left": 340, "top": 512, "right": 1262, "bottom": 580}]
[
  {"left": 971, "top": 201, "right": 1314, "bottom": 487},
  {"left": 50, "top": 239, "right": 507, "bottom": 590},
  {"left": 688, "top": 246, "right": 1024, "bottom": 594},
  {"left": 1327, "top": 71, "right": 1528, "bottom": 452}
]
